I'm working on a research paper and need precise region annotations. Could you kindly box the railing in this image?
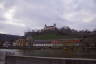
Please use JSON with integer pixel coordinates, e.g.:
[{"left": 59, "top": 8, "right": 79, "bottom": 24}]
[{"left": 6, "top": 56, "right": 96, "bottom": 64}]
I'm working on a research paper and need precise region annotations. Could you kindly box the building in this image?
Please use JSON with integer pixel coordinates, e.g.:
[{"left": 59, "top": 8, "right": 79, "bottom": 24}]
[
  {"left": 15, "top": 38, "right": 29, "bottom": 47},
  {"left": 3, "top": 41, "right": 11, "bottom": 47},
  {"left": 43, "top": 24, "right": 57, "bottom": 31},
  {"left": 24, "top": 32, "right": 34, "bottom": 46},
  {"left": 32, "top": 39, "right": 81, "bottom": 48}
]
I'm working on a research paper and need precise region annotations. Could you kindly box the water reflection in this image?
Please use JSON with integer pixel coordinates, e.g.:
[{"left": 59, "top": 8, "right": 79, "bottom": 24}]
[
  {"left": 0, "top": 49, "right": 24, "bottom": 56},
  {"left": 0, "top": 48, "right": 96, "bottom": 58},
  {"left": 0, "top": 48, "right": 96, "bottom": 64}
]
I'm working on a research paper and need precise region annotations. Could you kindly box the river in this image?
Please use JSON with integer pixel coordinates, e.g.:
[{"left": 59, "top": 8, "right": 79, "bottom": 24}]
[{"left": 0, "top": 48, "right": 96, "bottom": 64}]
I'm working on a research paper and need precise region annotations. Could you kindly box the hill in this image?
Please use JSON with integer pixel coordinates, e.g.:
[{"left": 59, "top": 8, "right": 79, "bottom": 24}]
[{"left": 0, "top": 33, "right": 22, "bottom": 42}]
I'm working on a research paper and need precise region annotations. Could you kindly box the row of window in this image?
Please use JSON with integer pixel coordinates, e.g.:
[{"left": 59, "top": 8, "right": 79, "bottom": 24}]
[{"left": 33, "top": 44, "right": 63, "bottom": 47}]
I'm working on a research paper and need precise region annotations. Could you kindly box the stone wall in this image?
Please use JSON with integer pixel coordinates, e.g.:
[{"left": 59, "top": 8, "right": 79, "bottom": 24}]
[{"left": 6, "top": 56, "right": 96, "bottom": 64}]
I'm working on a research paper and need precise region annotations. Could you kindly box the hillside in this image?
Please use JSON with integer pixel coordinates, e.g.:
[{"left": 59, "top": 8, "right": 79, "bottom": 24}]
[
  {"left": 0, "top": 33, "right": 22, "bottom": 42},
  {"left": 33, "top": 31, "right": 81, "bottom": 40}
]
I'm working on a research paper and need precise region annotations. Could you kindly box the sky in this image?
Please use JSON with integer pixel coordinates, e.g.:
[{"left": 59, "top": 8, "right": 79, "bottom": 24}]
[{"left": 0, "top": 0, "right": 96, "bottom": 36}]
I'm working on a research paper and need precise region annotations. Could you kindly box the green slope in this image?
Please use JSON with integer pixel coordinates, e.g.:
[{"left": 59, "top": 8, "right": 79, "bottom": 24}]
[{"left": 33, "top": 33, "right": 78, "bottom": 40}]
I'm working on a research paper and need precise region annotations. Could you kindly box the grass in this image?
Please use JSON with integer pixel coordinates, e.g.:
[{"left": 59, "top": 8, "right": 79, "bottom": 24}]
[{"left": 33, "top": 33, "right": 78, "bottom": 40}]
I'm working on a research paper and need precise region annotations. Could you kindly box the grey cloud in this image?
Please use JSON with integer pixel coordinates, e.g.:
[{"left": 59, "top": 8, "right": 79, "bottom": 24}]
[
  {"left": 0, "top": 22, "right": 26, "bottom": 35},
  {"left": 14, "top": 0, "right": 66, "bottom": 27},
  {"left": 0, "top": 0, "right": 96, "bottom": 35}
]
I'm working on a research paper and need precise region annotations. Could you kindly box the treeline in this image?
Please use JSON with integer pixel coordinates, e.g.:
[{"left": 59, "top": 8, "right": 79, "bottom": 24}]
[
  {"left": 58, "top": 26, "right": 96, "bottom": 37},
  {"left": 30, "top": 26, "right": 96, "bottom": 38}
]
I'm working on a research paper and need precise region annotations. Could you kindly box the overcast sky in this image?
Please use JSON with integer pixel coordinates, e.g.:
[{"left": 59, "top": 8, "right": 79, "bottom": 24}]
[{"left": 0, "top": 0, "right": 96, "bottom": 35}]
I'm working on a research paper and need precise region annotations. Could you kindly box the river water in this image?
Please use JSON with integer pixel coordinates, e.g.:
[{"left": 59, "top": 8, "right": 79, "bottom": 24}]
[{"left": 0, "top": 48, "right": 96, "bottom": 64}]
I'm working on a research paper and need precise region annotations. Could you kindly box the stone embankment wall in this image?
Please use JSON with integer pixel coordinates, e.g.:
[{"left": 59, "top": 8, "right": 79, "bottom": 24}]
[
  {"left": 6, "top": 56, "right": 96, "bottom": 64},
  {"left": 0, "top": 51, "right": 15, "bottom": 64}
]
